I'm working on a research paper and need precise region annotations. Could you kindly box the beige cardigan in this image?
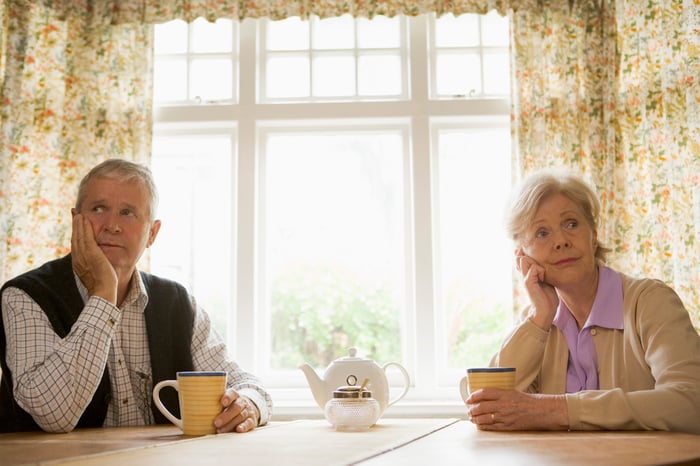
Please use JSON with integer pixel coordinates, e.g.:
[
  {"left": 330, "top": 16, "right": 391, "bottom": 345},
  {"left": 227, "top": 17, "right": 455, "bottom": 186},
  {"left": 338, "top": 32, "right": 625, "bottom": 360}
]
[{"left": 491, "top": 273, "right": 700, "bottom": 434}]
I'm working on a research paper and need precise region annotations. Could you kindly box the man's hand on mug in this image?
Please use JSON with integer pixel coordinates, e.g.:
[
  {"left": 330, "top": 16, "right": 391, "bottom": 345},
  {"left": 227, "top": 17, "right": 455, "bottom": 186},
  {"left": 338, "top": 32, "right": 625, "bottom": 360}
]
[{"left": 215, "top": 389, "right": 260, "bottom": 433}]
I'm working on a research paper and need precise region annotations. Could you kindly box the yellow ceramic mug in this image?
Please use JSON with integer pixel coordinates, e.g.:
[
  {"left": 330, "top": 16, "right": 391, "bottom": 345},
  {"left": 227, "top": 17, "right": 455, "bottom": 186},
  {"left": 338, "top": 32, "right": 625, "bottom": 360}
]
[
  {"left": 459, "top": 367, "right": 516, "bottom": 402},
  {"left": 153, "top": 371, "right": 227, "bottom": 436}
]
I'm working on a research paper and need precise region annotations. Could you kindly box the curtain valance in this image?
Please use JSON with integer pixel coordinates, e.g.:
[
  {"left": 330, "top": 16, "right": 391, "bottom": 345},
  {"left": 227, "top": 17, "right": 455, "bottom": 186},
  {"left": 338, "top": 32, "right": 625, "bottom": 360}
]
[{"left": 11, "top": 0, "right": 601, "bottom": 23}]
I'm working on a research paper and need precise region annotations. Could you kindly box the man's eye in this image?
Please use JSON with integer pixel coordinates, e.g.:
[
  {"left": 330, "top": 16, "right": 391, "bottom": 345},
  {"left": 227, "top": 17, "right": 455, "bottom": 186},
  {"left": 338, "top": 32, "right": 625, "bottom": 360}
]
[
  {"left": 93, "top": 206, "right": 105, "bottom": 213},
  {"left": 121, "top": 209, "right": 135, "bottom": 217}
]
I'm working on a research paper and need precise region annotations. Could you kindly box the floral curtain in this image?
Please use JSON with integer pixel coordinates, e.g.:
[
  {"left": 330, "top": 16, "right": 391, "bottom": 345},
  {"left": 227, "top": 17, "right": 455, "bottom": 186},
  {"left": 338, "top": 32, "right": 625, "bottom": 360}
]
[
  {"left": 1, "top": 0, "right": 698, "bottom": 328},
  {"left": 0, "top": 1, "right": 152, "bottom": 279},
  {"left": 510, "top": 0, "right": 700, "bottom": 329}
]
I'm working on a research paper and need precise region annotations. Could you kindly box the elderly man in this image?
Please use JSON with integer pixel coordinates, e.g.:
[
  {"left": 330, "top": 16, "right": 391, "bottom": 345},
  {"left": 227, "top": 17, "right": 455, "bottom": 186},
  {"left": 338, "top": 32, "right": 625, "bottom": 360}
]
[{"left": 1, "top": 159, "right": 272, "bottom": 433}]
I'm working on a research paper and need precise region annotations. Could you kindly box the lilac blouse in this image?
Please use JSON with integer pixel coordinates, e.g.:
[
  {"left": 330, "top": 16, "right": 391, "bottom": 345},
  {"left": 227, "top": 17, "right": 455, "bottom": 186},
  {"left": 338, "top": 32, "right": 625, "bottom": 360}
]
[{"left": 552, "top": 266, "right": 625, "bottom": 392}]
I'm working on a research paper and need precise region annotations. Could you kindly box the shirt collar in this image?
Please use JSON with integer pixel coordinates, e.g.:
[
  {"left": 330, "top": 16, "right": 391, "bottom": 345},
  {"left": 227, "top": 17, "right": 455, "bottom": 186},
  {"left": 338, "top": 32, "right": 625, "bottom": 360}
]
[
  {"left": 553, "top": 265, "right": 624, "bottom": 331},
  {"left": 74, "top": 269, "right": 149, "bottom": 311}
]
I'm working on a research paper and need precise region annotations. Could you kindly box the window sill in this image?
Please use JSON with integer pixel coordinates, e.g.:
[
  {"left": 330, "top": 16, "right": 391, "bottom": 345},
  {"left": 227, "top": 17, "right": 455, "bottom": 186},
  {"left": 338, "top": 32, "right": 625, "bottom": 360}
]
[{"left": 270, "top": 398, "right": 467, "bottom": 422}]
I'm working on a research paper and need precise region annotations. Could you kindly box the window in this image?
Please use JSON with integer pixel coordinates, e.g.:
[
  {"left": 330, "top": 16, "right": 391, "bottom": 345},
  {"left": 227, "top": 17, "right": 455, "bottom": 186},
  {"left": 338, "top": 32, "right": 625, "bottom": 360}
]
[
  {"left": 151, "top": 12, "right": 512, "bottom": 416},
  {"left": 261, "top": 15, "right": 407, "bottom": 101}
]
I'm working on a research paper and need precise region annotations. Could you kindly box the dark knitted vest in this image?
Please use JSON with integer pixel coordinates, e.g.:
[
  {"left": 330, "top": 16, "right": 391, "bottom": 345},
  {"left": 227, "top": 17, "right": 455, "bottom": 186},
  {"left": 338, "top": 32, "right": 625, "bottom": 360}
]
[{"left": 0, "top": 254, "right": 195, "bottom": 432}]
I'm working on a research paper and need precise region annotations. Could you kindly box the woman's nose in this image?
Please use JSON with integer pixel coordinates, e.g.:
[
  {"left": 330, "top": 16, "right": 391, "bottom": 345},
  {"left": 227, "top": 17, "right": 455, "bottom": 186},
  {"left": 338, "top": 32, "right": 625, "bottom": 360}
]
[{"left": 553, "top": 231, "right": 571, "bottom": 250}]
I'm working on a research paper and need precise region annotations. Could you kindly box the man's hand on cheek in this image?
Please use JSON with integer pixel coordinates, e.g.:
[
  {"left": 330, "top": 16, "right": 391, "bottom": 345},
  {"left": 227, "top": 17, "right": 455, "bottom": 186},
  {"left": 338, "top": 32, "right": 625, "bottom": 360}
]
[{"left": 71, "top": 213, "right": 118, "bottom": 303}]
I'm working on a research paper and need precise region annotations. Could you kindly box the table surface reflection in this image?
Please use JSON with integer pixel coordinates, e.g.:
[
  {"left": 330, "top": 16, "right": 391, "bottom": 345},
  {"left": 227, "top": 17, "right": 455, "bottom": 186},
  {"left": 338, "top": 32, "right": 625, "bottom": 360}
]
[{"left": 2, "top": 418, "right": 699, "bottom": 466}]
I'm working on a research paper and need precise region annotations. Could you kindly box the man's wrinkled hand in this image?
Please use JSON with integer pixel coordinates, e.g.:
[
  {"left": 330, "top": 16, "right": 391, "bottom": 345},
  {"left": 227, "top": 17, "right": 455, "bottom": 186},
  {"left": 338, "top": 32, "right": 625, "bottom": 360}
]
[
  {"left": 214, "top": 389, "right": 260, "bottom": 433},
  {"left": 71, "top": 213, "right": 118, "bottom": 304}
]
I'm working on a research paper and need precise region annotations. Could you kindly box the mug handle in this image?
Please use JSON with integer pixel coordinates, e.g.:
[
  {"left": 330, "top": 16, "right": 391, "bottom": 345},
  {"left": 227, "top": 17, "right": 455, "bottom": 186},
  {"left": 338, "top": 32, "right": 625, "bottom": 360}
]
[
  {"left": 459, "top": 376, "right": 469, "bottom": 402},
  {"left": 383, "top": 362, "right": 411, "bottom": 407},
  {"left": 152, "top": 380, "right": 182, "bottom": 429}
]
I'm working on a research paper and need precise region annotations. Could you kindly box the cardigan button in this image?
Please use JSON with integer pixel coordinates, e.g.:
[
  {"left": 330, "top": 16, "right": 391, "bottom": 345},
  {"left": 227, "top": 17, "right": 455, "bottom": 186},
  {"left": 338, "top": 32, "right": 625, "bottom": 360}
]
[{"left": 590, "top": 328, "right": 598, "bottom": 336}]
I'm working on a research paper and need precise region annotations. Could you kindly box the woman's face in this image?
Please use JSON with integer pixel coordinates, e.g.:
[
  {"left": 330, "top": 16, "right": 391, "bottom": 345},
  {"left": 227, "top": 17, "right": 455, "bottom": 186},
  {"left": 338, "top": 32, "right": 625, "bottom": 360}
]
[{"left": 519, "top": 193, "right": 597, "bottom": 290}]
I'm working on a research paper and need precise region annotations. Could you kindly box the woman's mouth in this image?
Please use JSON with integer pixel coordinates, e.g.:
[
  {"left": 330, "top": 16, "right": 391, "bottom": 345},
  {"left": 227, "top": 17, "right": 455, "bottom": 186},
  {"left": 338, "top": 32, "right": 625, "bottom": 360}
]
[{"left": 554, "top": 257, "right": 578, "bottom": 267}]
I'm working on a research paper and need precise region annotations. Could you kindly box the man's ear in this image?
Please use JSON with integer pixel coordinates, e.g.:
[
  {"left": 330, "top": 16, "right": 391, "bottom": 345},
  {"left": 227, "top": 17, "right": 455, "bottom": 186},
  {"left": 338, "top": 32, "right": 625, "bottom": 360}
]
[{"left": 147, "top": 220, "right": 162, "bottom": 248}]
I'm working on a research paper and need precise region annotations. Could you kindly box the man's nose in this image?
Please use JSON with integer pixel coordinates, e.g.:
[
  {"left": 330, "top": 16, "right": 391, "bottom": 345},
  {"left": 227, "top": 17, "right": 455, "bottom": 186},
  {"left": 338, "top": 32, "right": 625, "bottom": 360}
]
[{"left": 103, "top": 213, "right": 122, "bottom": 233}]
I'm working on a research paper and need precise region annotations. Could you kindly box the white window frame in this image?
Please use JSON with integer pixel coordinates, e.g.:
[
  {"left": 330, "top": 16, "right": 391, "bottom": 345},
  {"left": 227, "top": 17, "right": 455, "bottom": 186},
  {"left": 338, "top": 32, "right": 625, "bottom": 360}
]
[{"left": 153, "top": 14, "right": 511, "bottom": 419}]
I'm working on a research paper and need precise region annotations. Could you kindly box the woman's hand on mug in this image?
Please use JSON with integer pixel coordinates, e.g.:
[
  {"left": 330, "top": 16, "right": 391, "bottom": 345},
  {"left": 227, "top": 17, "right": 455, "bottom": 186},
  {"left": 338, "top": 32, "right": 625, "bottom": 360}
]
[
  {"left": 466, "top": 388, "right": 568, "bottom": 431},
  {"left": 214, "top": 389, "right": 260, "bottom": 433}
]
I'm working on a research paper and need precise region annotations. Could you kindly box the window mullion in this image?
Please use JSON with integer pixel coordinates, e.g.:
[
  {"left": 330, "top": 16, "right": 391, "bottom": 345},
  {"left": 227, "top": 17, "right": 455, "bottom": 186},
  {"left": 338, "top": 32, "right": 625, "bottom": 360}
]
[
  {"left": 407, "top": 14, "right": 437, "bottom": 397},
  {"left": 232, "top": 19, "right": 258, "bottom": 367}
]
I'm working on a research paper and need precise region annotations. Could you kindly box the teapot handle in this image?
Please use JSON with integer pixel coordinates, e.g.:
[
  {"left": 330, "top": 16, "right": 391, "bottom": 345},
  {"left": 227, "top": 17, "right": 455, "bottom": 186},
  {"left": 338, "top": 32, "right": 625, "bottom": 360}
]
[{"left": 382, "top": 362, "right": 411, "bottom": 408}]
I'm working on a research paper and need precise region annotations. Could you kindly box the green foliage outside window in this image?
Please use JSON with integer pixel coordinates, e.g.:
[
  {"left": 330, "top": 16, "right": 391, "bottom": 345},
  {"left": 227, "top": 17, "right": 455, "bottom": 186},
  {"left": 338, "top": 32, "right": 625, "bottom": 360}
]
[
  {"left": 270, "top": 266, "right": 513, "bottom": 371},
  {"left": 270, "top": 265, "right": 402, "bottom": 369},
  {"left": 447, "top": 290, "right": 511, "bottom": 369}
]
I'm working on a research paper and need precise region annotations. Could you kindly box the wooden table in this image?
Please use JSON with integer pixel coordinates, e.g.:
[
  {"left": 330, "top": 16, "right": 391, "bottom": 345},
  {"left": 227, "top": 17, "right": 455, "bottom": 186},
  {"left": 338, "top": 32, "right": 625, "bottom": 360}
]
[
  {"left": 362, "top": 419, "right": 700, "bottom": 466},
  {"left": 2, "top": 418, "right": 699, "bottom": 466}
]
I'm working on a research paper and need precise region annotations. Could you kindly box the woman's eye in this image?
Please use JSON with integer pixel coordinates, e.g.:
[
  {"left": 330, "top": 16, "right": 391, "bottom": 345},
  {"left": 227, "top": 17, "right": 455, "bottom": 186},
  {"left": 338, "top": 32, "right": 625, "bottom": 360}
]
[
  {"left": 535, "top": 229, "right": 549, "bottom": 239},
  {"left": 566, "top": 220, "right": 578, "bottom": 229}
]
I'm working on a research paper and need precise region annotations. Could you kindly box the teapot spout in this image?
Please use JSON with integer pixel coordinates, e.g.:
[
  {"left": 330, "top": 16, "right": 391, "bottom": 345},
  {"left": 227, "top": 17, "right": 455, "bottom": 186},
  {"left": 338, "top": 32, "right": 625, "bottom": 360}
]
[{"left": 299, "top": 363, "right": 330, "bottom": 409}]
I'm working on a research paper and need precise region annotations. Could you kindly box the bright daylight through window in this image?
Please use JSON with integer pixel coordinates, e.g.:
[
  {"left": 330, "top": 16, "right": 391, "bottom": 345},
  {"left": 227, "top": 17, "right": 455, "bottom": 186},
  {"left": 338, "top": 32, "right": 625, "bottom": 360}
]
[{"left": 150, "top": 12, "right": 512, "bottom": 413}]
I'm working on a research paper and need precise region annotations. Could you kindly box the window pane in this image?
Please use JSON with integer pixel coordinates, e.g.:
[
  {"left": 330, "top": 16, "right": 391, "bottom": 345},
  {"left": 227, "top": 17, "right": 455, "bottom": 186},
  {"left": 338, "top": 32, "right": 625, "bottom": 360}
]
[
  {"left": 312, "top": 55, "right": 355, "bottom": 97},
  {"left": 312, "top": 15, "right": 354, "bottom": 50},
  {"left": 435, "top": 14, "right": 479, "bottom": 47},
  {"left": 358, "top": 54, "right": 402, "bottom": 96},
  {"left": 357, "top": 16, "right": 400, "bottom": 49},
  {"left": 190, "top": 58, "right": 233, "bottom": 101},
  {"left": 435, "top": 126, "right": 513, "bottom": 369},
  {"left": 266, "top": 56, "right": 310, "bottom": 98},
  {"left": 481, "top": 11, "right": 510, "bottom": 47},
  {"left": 153, "top": 58, "right": 187, "bottom": 102},
  {"left": 432, "top": 13, "right": 510, "bottom": 99},
  {"left": 267, "top": 17, "right": 309, "bottom": 51},
  {"left": 435, "top": 52, "right": 481, "bottom": 96},
  {"left": 261, "top": 15, "right": 406, "bottom": 102},
  {"left": 483, "top": 53, "right": 511, "bottom": 95},
  {"left": 192, "top": 18, "right": 233, "bottom": 53},
  {"left": 154, "top": 19, "right": 238, "bottom": 104},
  {"left": 151, "top": 136, "right": 233, "bottom": 337},
  {"left": 263, "top": 131, "right": 406, "bottom": 370},
  {"left": 154, "top": 20, "right": 188, "bottom": 54}
]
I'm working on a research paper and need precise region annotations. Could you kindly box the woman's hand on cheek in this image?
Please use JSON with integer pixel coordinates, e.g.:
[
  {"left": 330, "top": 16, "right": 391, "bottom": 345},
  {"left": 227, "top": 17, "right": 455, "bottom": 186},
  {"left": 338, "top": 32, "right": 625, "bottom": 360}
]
[{"left": 514, "top": 248, "right": 558, "bottom": 330}]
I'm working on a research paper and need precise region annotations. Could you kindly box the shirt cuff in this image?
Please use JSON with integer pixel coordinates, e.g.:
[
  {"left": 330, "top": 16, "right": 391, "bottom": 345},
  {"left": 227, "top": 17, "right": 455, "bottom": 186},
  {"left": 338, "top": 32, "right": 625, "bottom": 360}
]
[
  {"left": 238, "top": 388, "right": 271, "bottom": 426},
  {"left": 80, "top": 295, "right": 122, "bottom": 332}
]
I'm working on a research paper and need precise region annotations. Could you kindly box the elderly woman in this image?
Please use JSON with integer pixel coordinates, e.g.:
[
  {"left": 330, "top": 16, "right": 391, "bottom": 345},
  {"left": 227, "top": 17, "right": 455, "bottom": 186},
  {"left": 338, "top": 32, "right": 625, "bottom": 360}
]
[{"left": 466, "top": 170, "right": 700, "bottom": 434}]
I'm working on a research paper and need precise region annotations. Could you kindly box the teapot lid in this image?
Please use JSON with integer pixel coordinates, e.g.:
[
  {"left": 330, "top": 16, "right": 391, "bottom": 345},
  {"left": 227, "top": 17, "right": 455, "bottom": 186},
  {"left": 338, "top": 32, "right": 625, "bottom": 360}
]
[
  {"left": 332, "top": 385, "right": 373, "bottom": 399},
  {"left": 337, "top": 347, "right": 365, "bottom": 361}
]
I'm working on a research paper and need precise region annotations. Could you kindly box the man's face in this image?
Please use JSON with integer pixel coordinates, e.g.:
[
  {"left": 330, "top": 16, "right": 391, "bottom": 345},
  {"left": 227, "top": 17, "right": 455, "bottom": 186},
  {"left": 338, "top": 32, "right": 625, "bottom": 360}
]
[{"left": 77, "top": 176, "right": 160, "bottom": 278}]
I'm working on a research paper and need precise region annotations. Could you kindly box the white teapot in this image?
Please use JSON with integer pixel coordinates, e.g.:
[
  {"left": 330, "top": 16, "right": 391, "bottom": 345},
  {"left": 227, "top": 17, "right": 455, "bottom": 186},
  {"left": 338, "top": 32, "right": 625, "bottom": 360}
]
[{"left": 299, "top": 347, "right": 410, "bottom": 415}]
